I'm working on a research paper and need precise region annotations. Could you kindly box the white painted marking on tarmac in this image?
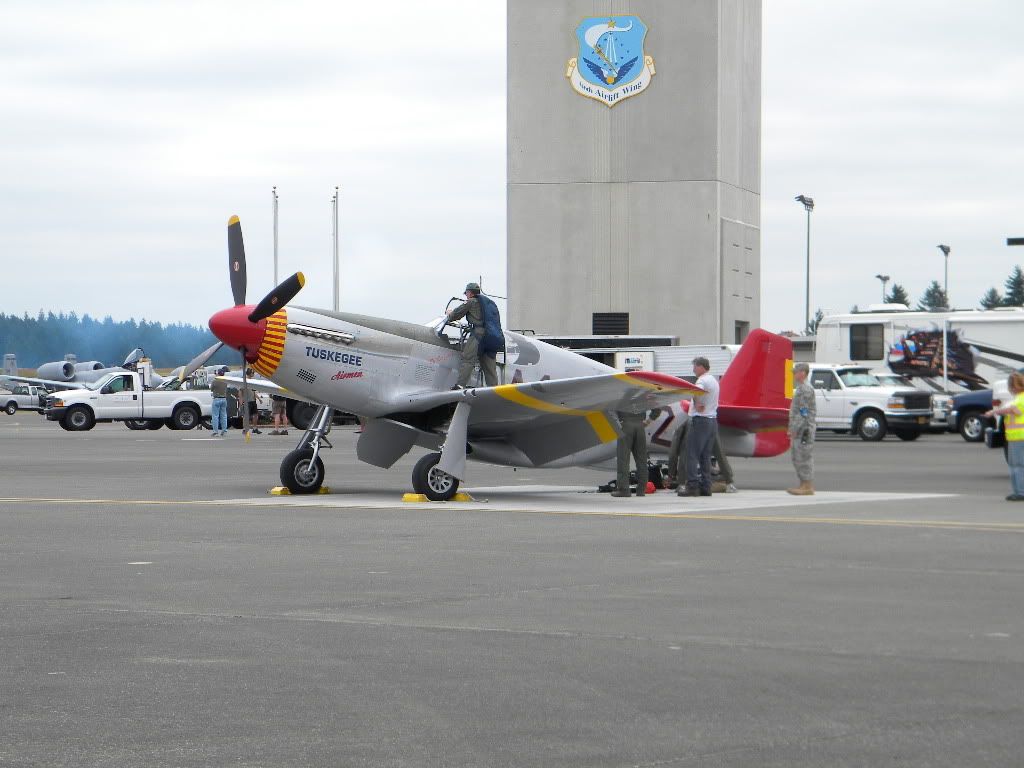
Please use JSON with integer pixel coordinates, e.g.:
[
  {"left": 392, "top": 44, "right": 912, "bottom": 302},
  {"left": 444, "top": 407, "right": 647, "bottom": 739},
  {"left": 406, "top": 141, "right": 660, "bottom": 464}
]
[
  {"left": 128, "top": 561, "right": 153, "bottom": 565},
  {"left": 985, "top": 632, "right": 1011, "bottom": 638},
  {"left": 222, "top": 486, "right": 955, "bottom": 517}
]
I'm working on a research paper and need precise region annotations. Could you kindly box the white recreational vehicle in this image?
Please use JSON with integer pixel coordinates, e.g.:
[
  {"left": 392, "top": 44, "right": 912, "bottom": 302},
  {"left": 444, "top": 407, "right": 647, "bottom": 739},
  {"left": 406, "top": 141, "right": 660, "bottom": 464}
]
[{"left": 815, "top": 305, "right": 1024, "bottom": 392}]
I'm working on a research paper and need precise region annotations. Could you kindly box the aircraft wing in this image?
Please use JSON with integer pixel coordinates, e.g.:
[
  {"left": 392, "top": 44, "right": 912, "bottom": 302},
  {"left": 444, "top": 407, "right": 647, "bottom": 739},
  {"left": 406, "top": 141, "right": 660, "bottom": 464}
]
[
  {"left": 398, "top": 371, "right": 705, "bottom": 466},
  {"left": 216, "top": 374, "right": 291, "bottom": 396},
  {"left": 0, "top": 374, "right": 85, "bottom": 391}
]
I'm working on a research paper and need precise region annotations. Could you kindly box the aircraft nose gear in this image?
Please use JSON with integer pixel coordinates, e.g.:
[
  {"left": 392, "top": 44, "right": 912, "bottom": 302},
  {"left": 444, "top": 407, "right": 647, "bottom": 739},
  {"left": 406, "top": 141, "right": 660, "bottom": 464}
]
[{"left": 280, "top": 404, "right": 334, "bottom": 494}]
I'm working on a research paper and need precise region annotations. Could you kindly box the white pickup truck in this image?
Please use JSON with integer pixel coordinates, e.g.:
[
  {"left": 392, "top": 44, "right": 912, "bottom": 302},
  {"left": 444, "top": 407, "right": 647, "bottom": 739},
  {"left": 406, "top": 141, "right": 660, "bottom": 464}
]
[
  {"left": 3, "top": 384, "right": 48, "bottom": 415},
  {"left": 43, "top": 371, "right": 212, "bottom": 431},
  {"left": 809, "top": 365, "right": 934, "bottom": 441}
]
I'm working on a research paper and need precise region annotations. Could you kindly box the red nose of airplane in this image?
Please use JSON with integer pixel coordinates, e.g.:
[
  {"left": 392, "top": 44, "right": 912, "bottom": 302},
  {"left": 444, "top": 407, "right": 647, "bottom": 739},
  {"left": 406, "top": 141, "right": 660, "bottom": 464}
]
[{"left": 209, "top": 305, "right": 267, "bottom": 363}]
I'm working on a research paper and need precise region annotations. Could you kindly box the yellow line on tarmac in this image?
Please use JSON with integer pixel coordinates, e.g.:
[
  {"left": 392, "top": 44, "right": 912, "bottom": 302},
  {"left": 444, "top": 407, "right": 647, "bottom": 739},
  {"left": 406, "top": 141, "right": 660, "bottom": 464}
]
[
  {"left": 0, "top": 497, "right": 222, "bottom": 507},
  {"left": 531, "top": 510, "right": 1024, "bottom": 533},
  {"left": 2, "top": 496, "right": 1024, "bottom": 533}
]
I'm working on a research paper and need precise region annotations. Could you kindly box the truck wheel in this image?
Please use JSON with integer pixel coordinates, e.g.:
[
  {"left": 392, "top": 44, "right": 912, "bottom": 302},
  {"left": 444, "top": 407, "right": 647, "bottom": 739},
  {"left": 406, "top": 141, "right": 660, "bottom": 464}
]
[
  {"left": 280, "top": 449, "right": 325, "bottom": 494},
  {"left": 959, "top": 411, "right": 985, "bottom": 442},
  {"left": 171, "top": 405, "right": 200, "bottom": 430},
  {"left": 893, "top": 429, "right": 920, "bottom": 441},
  {"left": 289, "top": 401, "right": 319, "bottom": 431},
  {"left": 63, "top": 405, "right": 95, "bottom": 432},
  {"left": 411, "top": 452, "right": 460, "bottom": 501},
  {"left": 5, "top": 402, "right": 16, "bottom": 415},
  {"left": 855, "top": 410, "right": 886, "bottom": 441},
  {"left": 145, "top": 420, "right": 163, "bottom": 430},
  {"left": 125, "top": 419, "right": 147, "bottom": 430}
]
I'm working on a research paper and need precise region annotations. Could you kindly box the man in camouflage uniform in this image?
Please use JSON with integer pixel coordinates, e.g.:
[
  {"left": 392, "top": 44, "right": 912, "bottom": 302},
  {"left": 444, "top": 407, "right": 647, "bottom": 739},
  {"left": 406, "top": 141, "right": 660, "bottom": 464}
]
[
  {"left": 447, "top": 282, "right": 498, "bottom": 387},
  {"left": 787, "top": 362, "right": 817, "bottom": 495},
  {"left": 612, "top": 411, "right": 648, "bottom": 497}
]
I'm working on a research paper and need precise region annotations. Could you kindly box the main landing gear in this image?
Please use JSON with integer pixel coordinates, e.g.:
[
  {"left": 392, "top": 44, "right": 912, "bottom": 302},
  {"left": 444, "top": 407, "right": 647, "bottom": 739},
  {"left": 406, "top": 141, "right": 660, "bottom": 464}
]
[
  {"left": 411, "top": 452, "right": 460, "bottom": 501},
  {"left": 279, "top": 404, "right": 334, "bottom": 494},
  {"left": 410, "top": 400, "right": 472, "bottom": 501},
  {"left": 277, "top": 399, "right": 472, "bottom": 500}
]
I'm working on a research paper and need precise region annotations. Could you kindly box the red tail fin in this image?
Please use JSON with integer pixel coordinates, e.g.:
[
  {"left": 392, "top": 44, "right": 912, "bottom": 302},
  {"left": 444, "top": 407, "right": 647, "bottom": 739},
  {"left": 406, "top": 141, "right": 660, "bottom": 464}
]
[
  {"left": 719, "top": 329, "right": 793, "bottom": 410},
  {"left": 716, "top": 329, "right": 794, "bottom": 457}
]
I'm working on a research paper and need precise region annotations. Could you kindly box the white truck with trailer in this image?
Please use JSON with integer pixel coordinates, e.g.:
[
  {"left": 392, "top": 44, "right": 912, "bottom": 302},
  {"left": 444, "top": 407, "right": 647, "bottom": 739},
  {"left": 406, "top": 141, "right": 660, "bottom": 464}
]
[
  {"left": 43, "top": 370, "right": 213, "bottom": 431},
  {"left": 532, "top": 337, "right": 741, "bottom": 379}
]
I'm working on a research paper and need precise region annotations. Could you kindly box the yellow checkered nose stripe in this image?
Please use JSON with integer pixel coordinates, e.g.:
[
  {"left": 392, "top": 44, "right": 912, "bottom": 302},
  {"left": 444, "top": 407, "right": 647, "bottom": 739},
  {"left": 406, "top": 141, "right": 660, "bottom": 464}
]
[{"left": 253, "top": 309, "right": 287, "bottom": 378}]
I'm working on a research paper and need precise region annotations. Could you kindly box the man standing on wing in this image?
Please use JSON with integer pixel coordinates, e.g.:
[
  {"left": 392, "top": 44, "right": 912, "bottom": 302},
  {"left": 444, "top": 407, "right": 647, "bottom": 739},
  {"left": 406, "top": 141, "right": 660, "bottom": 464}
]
[{"left": 447, "top": 282, "right": 501, "bottom": 388}]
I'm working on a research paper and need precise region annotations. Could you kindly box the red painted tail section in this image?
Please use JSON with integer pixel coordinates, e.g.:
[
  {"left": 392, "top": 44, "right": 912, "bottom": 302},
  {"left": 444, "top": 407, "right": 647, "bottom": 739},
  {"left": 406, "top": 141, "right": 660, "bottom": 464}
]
[
  {"left": 717, "top": 329, "right": 794, "bottom": 457},
  {"left": 719, "top": 329, "right": 793, "bottom": 411}
]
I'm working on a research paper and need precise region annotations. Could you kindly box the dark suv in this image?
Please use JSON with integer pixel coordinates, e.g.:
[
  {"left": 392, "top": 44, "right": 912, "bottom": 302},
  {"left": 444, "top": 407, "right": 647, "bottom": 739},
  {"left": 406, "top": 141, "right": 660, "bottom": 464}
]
[{"left": 948, "top": 389, "right": 993, "bottom": 442}]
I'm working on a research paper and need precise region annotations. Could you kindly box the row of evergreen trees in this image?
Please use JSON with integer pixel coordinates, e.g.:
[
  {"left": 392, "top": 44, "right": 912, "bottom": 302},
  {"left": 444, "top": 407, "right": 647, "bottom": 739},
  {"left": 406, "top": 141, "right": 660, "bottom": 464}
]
[
  {"left": 0, "top": 311, "right": 237, "bottom": 370},
  {"left": 880, "top": 266, "right": 1024, "bottom": 312}
]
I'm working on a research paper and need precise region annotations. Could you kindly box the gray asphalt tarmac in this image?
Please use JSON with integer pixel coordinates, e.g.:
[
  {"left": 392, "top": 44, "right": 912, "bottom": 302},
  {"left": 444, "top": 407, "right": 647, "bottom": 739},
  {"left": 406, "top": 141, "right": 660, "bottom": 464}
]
[{"left": 1, "top": 416, "right": 1022, "bottom": 767}]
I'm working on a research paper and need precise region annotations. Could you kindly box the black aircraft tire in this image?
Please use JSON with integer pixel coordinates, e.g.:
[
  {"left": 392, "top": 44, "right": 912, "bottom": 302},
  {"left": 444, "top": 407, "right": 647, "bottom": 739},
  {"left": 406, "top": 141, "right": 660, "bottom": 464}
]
[
  {"left": 146, "top": 420, "right": 164, "bottom": 430},
  {"left": 411, "top": 452, "right": 460, "bottom": 502},
  {"left": 64, "top": 405, "right": 95, "bottom": 432},
  {"left": 171, "top": 405, "right": 200, "bottom": 431},
  {"left": 280, "top": 449, "right": 325, "bottom": 495}
]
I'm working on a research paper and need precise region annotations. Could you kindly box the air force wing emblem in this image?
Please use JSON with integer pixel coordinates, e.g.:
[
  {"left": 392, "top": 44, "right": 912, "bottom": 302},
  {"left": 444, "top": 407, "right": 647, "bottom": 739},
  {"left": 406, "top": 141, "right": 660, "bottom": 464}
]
[{"left": 566, "top": 16, "right": 655, "bottom": 107}]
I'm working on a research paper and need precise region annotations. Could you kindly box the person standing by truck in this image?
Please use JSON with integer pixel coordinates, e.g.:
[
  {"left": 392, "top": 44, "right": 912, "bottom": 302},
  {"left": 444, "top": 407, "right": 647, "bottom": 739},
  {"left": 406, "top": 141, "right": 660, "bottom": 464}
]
[
  {"left": 270, "top": 395, "right": 289, "bottom": 435},
  {"left": 787, "top": 362, "right": 817, "bottom": 495},
  {"left": 985, "top": 371, "right": 1024, "bottom": 501},
  {"left": 210, "top": 367, "right": 229, "bottom": 436}
]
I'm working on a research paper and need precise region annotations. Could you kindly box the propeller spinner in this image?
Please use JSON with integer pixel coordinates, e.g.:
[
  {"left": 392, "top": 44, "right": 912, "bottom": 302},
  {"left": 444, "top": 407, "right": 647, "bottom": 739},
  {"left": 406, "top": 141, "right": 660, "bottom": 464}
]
[{"left": 181, "top": 216, "right": 305, "bottom": 381}]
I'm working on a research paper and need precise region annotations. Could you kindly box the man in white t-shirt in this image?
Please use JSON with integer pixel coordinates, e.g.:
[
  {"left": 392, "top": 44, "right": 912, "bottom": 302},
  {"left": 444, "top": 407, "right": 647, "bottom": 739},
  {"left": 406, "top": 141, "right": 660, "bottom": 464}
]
[{"left": 678, "top": 356, "right": 719, "bottom": 497}]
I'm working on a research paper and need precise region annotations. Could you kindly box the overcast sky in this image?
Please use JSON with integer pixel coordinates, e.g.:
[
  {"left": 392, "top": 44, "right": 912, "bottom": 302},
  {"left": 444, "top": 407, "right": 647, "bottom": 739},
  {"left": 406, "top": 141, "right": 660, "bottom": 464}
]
[{"left": 2, "top": 1, "right": 1022, "bottom": 339}]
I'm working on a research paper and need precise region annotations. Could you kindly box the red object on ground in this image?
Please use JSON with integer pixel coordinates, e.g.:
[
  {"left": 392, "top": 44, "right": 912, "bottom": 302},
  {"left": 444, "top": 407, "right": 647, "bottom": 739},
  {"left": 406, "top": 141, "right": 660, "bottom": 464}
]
[{"left": 645, "top": 481, "right": 657, "bottom": 494}]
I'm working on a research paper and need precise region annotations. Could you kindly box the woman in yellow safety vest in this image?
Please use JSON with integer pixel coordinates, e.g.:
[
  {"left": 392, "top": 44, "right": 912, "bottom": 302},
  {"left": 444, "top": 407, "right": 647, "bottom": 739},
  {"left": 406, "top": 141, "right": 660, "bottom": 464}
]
[{"left": 986, "top": 371, "right": 1024, "bottom": 501}]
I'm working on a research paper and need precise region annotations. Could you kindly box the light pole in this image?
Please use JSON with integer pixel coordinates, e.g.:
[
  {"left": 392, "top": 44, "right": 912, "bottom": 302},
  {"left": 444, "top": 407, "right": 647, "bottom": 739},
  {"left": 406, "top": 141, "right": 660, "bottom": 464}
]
[
  {"left": 937, "top": 244, "right": 950, "bottom": 306},
  {"left": 272, "top": 186, "right": 279, "bottom": 286},
  {"left": 331, "top": 186, "right": 340, "bottom": 312},
  {"left": 875, "top": 274, "right": 890, "bottom": 303},
  {"left": 795, "top": 195, "right": 814, "bottom": 332}
]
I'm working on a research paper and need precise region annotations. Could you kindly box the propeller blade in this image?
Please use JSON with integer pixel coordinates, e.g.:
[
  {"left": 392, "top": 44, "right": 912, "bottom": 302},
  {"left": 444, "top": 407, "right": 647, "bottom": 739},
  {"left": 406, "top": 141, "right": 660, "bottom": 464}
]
[
  {"left": 241, "top": 350, "right": 251, "bottom": 441},
  {"left": 228, "top": 215, "right": 247, "bottom": 307},
  {"left": 178, "top": 341, "right": 224, "bottom": 382},
  {"left": 247, "top": 272, "right": 306, "bottom": 323}
]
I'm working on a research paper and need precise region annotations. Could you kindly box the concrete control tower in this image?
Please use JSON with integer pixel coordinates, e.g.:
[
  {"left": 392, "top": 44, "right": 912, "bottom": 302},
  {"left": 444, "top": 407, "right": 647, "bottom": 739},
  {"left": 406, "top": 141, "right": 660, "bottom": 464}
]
[{"left": 507, "top": 1, "right": 760, "bottom": 343}]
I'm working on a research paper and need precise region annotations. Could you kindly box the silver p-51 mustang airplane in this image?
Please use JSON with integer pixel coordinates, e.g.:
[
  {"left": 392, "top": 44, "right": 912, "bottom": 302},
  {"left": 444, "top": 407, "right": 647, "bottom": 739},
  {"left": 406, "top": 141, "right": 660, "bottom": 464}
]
[{"left": 184, "top": 217, "right": 793, "bottom": 498}]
